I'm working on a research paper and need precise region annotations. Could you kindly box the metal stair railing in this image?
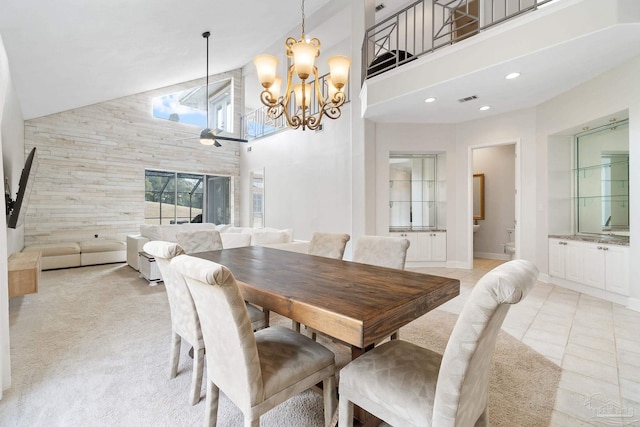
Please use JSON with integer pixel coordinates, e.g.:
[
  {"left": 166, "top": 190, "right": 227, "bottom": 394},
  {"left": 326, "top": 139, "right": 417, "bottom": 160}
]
[{"left": 362, "top": 0, "right": 557, "bottom": 82}]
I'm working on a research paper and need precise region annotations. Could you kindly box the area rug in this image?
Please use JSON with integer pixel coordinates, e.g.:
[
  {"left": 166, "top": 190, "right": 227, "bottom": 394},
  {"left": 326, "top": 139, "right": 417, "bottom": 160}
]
[{"left": 2, "top": 263, "right": 560, "bottom": 426}]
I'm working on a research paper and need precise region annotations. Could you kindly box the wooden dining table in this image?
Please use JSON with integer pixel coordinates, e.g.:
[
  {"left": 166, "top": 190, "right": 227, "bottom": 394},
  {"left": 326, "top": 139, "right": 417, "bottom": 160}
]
[{"left": 191, "top": 245, "right": 460, "bottom": 359}]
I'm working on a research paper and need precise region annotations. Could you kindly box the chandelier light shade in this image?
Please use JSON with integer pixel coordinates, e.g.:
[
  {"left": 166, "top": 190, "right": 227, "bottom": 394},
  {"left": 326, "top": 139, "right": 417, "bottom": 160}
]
[{"left": 253, "top": 0, "right": 351, "bottom": 131}]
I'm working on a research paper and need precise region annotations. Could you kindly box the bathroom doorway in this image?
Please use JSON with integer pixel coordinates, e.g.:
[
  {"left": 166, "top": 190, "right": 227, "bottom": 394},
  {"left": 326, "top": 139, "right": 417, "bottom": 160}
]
[{"left": 471, "top": 142, "right": 518, "bottom": 260}]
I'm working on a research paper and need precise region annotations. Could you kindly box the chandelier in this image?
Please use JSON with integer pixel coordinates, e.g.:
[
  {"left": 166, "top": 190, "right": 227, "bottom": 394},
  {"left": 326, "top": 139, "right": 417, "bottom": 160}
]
[{"left": 253, "top": 0, "right": 351, "bottom": 131}]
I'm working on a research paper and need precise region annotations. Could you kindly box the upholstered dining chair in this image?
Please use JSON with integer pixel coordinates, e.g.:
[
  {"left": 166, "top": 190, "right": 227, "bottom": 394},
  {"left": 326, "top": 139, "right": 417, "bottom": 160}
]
[
  {"left": 352, "top": 235, "right": 410, "bottom": 340},
  {"left": 175, "top": 229, "right": 223, "bottom": 254},
  {"left": 308, "top": 232, "right": 351, "bottom": 259},
  {"left": 293, "top": 232, "right": 350, "bottom": 338},
  {"left": 143, "top": 241, "right": 267, "bottom": 406},
  {"left": 338, "top": 259, "right": 539, "bottom": 427},
  {"left": 352, "top": 235, "right": 410, "bottom": 270},
  {"left": 171, "top": 254, "right": 337, "bottom": 427}
]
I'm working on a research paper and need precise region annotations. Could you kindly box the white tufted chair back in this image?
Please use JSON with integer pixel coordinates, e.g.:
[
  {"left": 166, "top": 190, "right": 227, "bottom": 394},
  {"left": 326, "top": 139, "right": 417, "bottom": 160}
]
[
  {"left": 172, "top": 254, "right": 264, "bottom": 406},
  {"left": 172, "top": 254, "right": 337, "bottom": 427},
  {"left": 143, "top": 240, "right": 203, "bottom": 405},
  {"left": 175, "top": 229, "right": 223, "bottom": 254},
  {"left": 143, "top": 241, "right": 200, "bottom": 345},
  {"left": 353, "top": 235, "right": 410, "bottom": 270},
  {"left": 338, "top": 259, "right": 539, "bottom": 427},
  {"left": 308, "top": 232, "right": 351, "bottom": 259},
  {"left": 433, "top": 259, "right": 539, "bottom": 426}
]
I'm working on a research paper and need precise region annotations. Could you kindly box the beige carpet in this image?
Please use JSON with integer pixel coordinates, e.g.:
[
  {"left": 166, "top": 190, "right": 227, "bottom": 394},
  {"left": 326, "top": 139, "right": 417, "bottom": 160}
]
[{"left": 2, "top": 263, "right": 559, "bottom": 426}]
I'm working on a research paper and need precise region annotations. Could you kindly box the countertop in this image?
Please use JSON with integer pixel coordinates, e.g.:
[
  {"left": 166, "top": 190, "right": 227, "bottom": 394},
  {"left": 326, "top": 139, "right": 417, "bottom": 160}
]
[
  {"left": 389, "top": 227, "right": 447, "bottom": 233},
  {"left": 549, "top": 234, "right": 630, "bottom": 246}
]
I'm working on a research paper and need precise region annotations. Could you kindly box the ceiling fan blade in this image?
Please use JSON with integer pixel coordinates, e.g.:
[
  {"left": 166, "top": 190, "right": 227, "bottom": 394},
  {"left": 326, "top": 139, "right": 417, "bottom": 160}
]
[
  {"left": 174, "top": 135, "right": 198, "bottom": 141},
  {"left": 213, "top": 135, "right": 249, "bottom": 143}
]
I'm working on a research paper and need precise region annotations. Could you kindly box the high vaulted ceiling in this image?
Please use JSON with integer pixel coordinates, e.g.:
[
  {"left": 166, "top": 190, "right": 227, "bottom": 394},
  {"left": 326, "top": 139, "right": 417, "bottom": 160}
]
[
  {"left": 0, "top": 0, "right": 352, "bottom": 120},
  {"left": 2, "top": 0, "right": 639, "bottom": 126}
]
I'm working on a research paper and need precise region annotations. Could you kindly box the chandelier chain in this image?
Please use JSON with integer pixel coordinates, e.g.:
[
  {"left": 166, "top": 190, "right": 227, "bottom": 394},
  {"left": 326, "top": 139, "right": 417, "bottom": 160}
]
[{"left": 301, "top": 0, "right": 305, "bottom": 37}]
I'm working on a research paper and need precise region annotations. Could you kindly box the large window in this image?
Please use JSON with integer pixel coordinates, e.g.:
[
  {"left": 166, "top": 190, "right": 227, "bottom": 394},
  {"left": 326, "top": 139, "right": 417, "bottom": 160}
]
[
  {"left": 152, "top": 77, "right": 233, "bottom": 133},
  {"left": 145, "top": 170, "right": 231, "bottom": 225}
]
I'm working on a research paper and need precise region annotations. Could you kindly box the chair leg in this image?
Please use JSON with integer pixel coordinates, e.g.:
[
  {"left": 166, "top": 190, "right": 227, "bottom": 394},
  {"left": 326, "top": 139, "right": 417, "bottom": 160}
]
[
  {"left": 205, "top": 380, "right": 219, "bottom": 427},
  {"left": 323, "top": 375, "right": 337, "bottom": 427},
  {"left": 303, "top": 326, "right": 318, "bottom": 341},
  {"left": 292, "top": 320, "right": 301, "bottom": 332},
  {"left": 190, "top": 346, "right": 205, "bottom": 405},
  {"left": 169, "top": 331, "right": 180, "bottom": 379},
  {"left": 263, "top": 308, "right": 270, "bottom": 328},
  {"left": 338, "top": 395, "right": 354, "bottom": 427},
  {"left": 390, "top": 330, "right": 400, "bottom": 340}
]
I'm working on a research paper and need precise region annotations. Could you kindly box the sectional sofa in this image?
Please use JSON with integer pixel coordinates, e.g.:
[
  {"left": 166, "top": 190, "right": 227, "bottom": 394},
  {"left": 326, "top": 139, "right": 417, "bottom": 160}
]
[
  {"left": 126, "top": 223, "right": 297, "bottom": 271},
  {"left": 22, "top": 239, "right": 127, "bottom": 270}
]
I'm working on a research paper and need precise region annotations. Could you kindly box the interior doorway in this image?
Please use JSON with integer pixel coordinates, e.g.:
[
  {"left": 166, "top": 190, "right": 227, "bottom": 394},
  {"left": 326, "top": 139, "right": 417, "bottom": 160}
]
[{"left": 471, "top": 142, "right": 519, "bottom": 261}]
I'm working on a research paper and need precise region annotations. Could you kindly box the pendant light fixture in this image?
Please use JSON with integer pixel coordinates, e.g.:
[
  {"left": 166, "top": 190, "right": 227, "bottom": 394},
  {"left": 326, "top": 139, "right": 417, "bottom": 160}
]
[
  {"left": 198, "top": 31, "right": 247, "bottom": 146},
  {"left": 199, "top": 31, "right": 218, "bottom": 146},
  {"left": 253, "top": 0, "right": 351, "bottom": 131}
]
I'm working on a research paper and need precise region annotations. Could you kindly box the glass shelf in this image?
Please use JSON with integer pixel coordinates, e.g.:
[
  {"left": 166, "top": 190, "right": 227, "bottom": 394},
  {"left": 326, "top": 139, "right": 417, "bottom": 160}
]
[{"left": 389, "top": 155, "right": 442, "bottom": 229}]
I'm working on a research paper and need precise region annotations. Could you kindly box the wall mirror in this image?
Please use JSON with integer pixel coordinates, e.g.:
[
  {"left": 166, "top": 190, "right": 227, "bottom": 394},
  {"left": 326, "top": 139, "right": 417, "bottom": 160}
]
[
  {"left": 250, "top": 169, "right": 265, "bottom": 228},
  {"left": 473, "top": 173, "right": 485, "bottom": 220},
  {"left": 389, "top": 155, "right": 438, "bottom": 230},
  {"left": 575, "top": 119, "right": 629, "bottom": 235}
]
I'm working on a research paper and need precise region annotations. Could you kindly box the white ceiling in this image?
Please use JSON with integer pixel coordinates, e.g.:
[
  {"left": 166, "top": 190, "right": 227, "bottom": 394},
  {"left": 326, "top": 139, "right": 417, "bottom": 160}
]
[
  {"left": 2, "top": 0, "right": 638, "bottom": 125},
  {"left": 0, "top": 0, "right": 339, "bottom": 120}
]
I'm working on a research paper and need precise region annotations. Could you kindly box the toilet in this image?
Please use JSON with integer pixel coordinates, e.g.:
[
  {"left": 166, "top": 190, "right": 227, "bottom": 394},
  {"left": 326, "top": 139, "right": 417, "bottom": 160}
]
[{"left": 503, "top": 228, "right": 515, "bottom": 259}]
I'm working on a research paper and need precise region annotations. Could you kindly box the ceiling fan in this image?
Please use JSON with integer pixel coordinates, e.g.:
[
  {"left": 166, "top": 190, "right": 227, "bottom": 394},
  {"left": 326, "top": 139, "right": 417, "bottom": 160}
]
[{"left": 177, "top": 31, "right": 248, "bottom": 147}]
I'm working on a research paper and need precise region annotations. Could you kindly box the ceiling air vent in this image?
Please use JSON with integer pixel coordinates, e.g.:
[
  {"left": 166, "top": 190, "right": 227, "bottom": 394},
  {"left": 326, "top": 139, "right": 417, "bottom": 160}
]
[
  {"left": 458, "top": 95, "right": 478, "bottom": 103},
  {"left": 375, "top": 4, "right": 385, "bottom": 12}
]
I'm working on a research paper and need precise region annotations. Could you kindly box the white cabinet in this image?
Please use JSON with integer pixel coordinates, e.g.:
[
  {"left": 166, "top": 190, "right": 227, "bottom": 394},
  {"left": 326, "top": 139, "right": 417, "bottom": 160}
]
[
  {"left": 548, "top": 239, "right": 583, "bottom": 282},
  {"left": 421, "top": 232, "right": 447, "bottom": 262},
  {"left": 391, "top": 231, "right": 446, "bottom": 263},
  {"left": 548, "top": 238, "right": 629, "bottom": 296},
  {"left": 583, "top": 243, "right": 629, "bottom": 294}
]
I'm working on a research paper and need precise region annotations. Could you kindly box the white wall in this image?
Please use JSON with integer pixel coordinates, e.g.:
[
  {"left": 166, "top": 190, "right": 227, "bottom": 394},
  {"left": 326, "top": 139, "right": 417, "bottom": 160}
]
[
  {"left": 374, "top": 123, "right": 457, "bottom": 260},
  {"left": 536, "top": 55, "right": 640, "bottom": 308},
  {"left": 0, "top": 32, "right": 24, "bottom": 397},
  {"left": 23, "top": 70, "right": 243, "bottom": 246},
  {"left": 240, "top": 106, "right": 352, "bottom": 243},
  {"left": 456, "top": 108, "right": 537, "bottom": 267},
  {"left": 1, "top": 58, "right": 25, "bottom": 256},
  {"left": 547, "top": 134, "right": 573, "bottom": 236}
]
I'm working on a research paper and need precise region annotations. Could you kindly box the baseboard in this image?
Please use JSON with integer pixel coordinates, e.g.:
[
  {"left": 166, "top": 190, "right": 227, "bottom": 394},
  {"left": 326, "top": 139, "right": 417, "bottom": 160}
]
[
  {"left": 446, "top": 260, "right": 471, "bottom": 269},
  {"left": 405, "top": 260, "right": 447, "bottom": 268},
  {"left": 547, "top": 276, "right": 629, "bottom": 306},
  {"left": 538, "top": 273, "right": 551, "bottom": 283},
  {"left": 473, "top": 251, "right": 510, "bottom": 260}
]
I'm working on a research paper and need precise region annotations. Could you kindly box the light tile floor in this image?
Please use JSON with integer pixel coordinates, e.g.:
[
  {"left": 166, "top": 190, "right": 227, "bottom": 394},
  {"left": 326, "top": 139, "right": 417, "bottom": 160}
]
[{"left": 410, "top": 258, "right": 640, "bottom": 426}]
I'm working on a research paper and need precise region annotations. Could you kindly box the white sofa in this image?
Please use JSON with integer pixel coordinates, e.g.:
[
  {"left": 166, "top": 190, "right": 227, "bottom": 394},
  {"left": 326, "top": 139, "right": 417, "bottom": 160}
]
[
  {"left": 126, "top": 223, "right": 295, "bottom": 271},
  {"left": 23, "top": 239, "right": 127, "bottom": 270}
]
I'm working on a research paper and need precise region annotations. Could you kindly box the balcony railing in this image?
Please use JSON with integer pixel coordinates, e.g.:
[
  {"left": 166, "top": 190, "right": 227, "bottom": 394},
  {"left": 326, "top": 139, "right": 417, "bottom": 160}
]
[
  {"left": 362, "top": 0, "right": 557, "bottom": 81},
  {"left": 243, "top": 72, "right": 351, "bottom": 141}
]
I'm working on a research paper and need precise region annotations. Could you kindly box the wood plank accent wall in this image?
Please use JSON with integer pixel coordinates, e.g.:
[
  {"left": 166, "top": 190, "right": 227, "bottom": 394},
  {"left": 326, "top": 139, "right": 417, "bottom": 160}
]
[{"left": 23, "top": 70, "right": 244, "bottom": 246}]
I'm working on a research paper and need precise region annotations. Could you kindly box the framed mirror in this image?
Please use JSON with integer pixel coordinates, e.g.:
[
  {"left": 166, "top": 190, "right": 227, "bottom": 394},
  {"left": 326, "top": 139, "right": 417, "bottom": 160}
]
[
  {"left": 473, "top": 173, "right": 485, "bottom": 220},
  {"left": 250, "top": 169, "right": 265, "bottom": 228}
]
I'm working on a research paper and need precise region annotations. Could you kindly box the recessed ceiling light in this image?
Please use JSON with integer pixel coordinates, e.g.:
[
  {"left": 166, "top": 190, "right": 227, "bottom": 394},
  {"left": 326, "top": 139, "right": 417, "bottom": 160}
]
[
  {"left": 424, "top": 97, "right": 436, "bottom": 103},
  {"left": 479, "top": 105, "right": 491, "bottom": 111},
  {"left": 505, "top": 72, "right": 520, "bottom": 80}
]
